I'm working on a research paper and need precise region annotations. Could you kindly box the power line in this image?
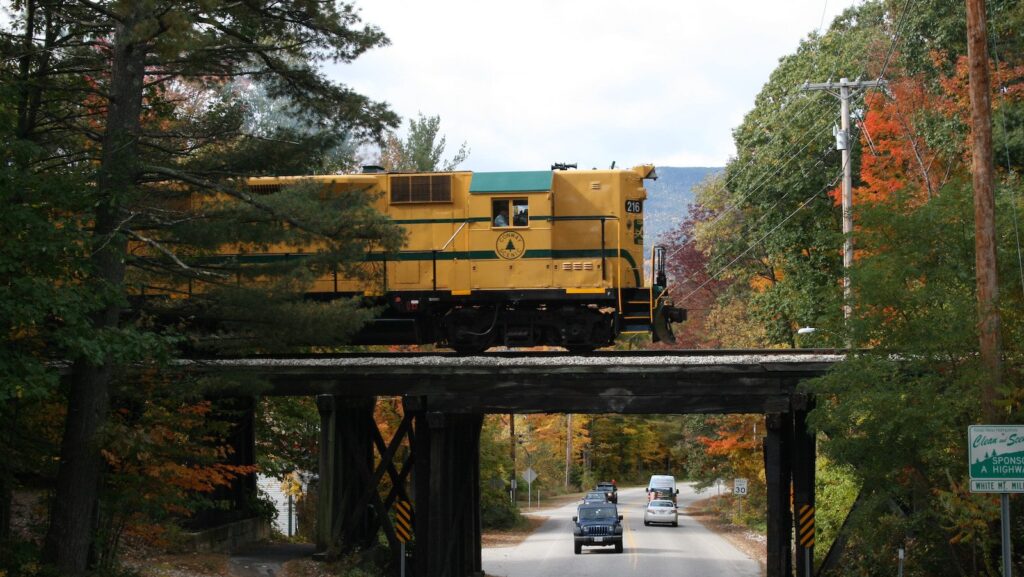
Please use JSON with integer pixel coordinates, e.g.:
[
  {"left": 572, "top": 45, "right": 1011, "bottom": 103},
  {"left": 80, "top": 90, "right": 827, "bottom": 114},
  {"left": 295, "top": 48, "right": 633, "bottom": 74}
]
[
  {"left": 671, "top": 148, "right": 836, "bottom": 298},
  {"left": 664, "top": 1, "right": 881, "bottom": 296},
  {"left": 665, "top": 110, "right": 836, "bottom": 260},
  {"left": 663, "top": 1, "right": 876, "bottom": 263},
  {"left": 677, "top": 166, "right": 845, "bottom": 305},
  {"left": 877, "top": 0, "right": 915, "bottom": 81}
]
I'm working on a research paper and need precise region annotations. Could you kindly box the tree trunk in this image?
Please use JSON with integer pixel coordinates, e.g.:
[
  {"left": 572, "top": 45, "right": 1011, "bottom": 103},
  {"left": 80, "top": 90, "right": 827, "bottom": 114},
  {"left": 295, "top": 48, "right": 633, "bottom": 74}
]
[
  {"left": 0, "top": 476, "right": 10, "bottom": 541},
  {"left": 41, "top": 11, "right": 146, "bottom": 575}
]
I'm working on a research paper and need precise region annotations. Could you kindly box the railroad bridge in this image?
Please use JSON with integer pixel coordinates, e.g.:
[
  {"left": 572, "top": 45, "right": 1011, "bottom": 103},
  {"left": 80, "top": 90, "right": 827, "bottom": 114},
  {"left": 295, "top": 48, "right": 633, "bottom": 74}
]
[{"left": 191, "top": 350, "right": 843, "bottom": 577}]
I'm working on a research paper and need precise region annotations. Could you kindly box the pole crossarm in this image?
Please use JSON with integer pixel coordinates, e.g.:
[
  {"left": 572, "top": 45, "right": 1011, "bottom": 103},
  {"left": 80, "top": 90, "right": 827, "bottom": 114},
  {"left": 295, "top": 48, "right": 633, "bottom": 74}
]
[{"left": 801, "top": 78, "right": 887, "bottom": 94}]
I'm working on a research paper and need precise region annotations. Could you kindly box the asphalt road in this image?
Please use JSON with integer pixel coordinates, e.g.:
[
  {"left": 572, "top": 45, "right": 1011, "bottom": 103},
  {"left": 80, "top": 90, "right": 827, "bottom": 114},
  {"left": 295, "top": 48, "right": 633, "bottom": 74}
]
[{"left": 482, "top": 484, "right": 761, "bottom": 577}]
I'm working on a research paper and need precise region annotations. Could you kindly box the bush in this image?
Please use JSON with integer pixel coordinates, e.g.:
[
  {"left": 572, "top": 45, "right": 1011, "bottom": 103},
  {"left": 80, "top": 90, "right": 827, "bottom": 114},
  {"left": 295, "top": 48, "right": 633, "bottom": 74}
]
[
  {"left": 0, "top": 539, "right": 59, "bottom": 577},
  {"left": 480, "top": 490, "right": 522, "bottom": 529}
]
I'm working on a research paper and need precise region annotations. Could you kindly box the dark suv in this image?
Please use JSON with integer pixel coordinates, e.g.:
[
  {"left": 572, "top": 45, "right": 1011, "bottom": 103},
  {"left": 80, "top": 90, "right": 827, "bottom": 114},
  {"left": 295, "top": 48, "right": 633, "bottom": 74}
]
[
  {"left": 573, "top": 503, "right": 623, "bottom": 554},
  {"left": 595, "top": 481, "right": 617, "bottom": 503}
]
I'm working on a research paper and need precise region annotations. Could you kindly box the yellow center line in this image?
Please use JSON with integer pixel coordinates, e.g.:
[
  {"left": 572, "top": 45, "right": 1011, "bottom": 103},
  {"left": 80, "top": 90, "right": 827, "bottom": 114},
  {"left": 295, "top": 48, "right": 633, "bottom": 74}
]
[{"left": 625, "top": 515, "right": 639, "bottom": 569}]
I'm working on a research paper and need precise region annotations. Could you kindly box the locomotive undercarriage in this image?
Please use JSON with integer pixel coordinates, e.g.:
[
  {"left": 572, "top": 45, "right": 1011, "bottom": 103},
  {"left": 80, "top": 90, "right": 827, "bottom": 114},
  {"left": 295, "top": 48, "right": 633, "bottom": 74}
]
[
  {"left": 348, "top": 291, "right": 620, "bottom": 352},
  {"left": 343, "top": 287, "right": 687, "bottom": 353},
  {"left": 441, "top": 303, "right": 616, "bottom": 354}
]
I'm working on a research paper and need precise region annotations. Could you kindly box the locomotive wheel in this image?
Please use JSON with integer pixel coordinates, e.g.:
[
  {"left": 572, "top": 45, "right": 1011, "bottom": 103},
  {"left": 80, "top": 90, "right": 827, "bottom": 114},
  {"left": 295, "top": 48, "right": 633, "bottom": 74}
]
[{"left": 445, "top": 307, "right": 497, "bottom": 354}]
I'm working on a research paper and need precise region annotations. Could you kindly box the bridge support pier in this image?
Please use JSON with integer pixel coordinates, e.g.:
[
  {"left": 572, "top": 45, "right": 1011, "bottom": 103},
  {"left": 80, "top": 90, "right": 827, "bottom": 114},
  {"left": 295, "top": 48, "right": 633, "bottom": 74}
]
[
  {"left": 792, "top": 394, "right": 817, "bottom": 577},
  {"left": 765, "top": 394, "right": 818, "bottom": 577},
  {"left": 408, "top": 406, "right": 483, "bottom": 577},
  {"left": 316, "top": 394, "right": 378, "bottom": 557},
  {"left": 765, "top": 411, "right": 793, "bottom": 577}
]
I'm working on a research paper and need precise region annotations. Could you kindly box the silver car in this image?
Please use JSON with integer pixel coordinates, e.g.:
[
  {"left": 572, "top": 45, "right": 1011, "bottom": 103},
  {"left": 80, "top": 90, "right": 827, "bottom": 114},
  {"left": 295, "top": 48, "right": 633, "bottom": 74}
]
[{"left": 643, "top": 499, "right": 678, "bottom": 526}]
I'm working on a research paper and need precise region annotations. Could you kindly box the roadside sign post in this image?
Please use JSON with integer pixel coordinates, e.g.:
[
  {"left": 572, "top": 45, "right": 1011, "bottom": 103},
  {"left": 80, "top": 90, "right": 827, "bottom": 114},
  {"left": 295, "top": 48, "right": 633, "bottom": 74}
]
[
  {"left": 968, "top": 425, "right": 1024, "bottom": 577},
  {"left": 393, "top": 499, "right": 414, "bottom": 577},
  {"left": 523, "top": 467, "right": 538, "bottom": 509},
  {"left": 734, "top": 478, "right": 748, "bottom": 519}
]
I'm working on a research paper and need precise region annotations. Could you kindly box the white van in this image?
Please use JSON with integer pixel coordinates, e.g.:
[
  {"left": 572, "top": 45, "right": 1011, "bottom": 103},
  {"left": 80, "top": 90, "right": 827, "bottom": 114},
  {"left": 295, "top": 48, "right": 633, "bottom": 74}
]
[{"left": 647, "top": 474, "right": 678, "bottom": 503}]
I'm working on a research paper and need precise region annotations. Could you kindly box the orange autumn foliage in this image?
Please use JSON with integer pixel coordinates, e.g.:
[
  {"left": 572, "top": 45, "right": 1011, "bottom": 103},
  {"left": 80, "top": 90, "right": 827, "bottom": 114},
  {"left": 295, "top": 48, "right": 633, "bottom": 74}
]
[
  {"left": 697, "top": 415, "right": 765, "bottom": 484},
  {"left": 698, "top": 415, "right": 760, "bottom": 456},
  {"left": 851, "top": 52, "right": 1024, "bottom": 212},
  {"left": 102, "top": 399, "right": 258, "bottom": 516}
]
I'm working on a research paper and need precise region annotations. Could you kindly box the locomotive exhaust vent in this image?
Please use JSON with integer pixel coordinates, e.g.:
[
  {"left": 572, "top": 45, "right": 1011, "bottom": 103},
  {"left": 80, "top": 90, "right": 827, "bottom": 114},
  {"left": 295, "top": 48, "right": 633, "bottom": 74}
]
[{"left": 562, "top": 262, "right": 594, "bottom": 271}]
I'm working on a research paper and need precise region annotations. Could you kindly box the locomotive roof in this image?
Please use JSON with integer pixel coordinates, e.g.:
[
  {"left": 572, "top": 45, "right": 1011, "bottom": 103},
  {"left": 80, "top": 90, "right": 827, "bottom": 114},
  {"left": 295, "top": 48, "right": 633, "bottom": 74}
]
[
  {"left": 468, "top": 171, "right": 552, "bottom": 193},
  {"left": 246, "top": 165, "right": 657, "bottom": 186}
]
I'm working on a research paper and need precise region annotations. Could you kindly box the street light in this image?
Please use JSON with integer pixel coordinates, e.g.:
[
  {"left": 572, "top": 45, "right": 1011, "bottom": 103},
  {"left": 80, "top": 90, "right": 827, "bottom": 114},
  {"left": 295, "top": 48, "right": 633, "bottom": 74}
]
[{"left": 797, "top": 325, "right": 850, "bottom": 349}]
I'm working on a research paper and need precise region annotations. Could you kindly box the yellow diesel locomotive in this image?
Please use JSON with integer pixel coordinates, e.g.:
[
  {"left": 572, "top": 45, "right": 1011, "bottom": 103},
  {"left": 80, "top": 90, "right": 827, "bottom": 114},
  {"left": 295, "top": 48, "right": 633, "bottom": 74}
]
[{"left": 245, "top": 164, "right": 685, "bottom": 352}]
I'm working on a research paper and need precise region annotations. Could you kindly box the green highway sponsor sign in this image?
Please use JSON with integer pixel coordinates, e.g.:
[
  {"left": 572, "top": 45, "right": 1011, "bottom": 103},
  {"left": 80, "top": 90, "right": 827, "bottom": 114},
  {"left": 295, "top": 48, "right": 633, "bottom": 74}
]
[{"left": 969, "top": 425, "right": 1024, "bottom": 493}]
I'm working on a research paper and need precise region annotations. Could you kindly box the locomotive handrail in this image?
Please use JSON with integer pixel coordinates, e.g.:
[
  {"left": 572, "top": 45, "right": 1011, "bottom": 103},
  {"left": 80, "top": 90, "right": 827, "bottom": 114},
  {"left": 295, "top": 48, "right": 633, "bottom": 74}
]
[
  {"left": 649, "top": 244, "right": 656, "bottom": 323},
  {"left": 439, "top": 221, "right": 470, "bottom": 252},
  {"left": 598, "top": 216, "right": 624, "bottom": 314},
  {"left": 616, "top": 219, "right": 623, "bottom": 314},
  {"left": 432, "top": 220, "right": 471, "bottom": 291}
]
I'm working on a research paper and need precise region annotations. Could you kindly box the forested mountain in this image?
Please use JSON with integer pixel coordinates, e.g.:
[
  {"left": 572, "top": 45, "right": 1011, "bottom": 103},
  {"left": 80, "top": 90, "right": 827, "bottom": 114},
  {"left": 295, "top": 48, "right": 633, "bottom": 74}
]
[{"left": 644, "top": 166, "right": 722, "bottom": 251}]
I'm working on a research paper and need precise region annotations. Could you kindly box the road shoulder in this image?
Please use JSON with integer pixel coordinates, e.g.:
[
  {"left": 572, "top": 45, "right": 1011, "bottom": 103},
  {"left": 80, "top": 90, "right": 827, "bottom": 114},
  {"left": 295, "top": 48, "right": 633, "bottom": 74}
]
[{"left": 684, "top": 496, "right": 767, "bottom": 577}]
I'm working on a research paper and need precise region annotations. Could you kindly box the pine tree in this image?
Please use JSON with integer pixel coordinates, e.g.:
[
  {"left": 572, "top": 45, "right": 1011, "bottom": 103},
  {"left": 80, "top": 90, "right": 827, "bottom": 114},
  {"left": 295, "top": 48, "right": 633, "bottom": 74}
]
[{"left": 2, "top": 1, "right": 402, "bottom": 573}]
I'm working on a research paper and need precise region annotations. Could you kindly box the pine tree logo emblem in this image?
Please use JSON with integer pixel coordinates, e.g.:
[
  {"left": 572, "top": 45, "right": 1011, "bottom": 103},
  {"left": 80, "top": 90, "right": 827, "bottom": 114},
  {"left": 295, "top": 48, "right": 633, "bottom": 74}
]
[{"left": 496, "top": 231, "right": 525, "bottom": 260}]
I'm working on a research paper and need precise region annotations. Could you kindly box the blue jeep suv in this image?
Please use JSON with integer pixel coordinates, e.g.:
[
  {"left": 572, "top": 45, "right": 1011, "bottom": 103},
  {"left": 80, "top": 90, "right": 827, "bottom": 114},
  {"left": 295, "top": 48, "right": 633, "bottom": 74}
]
[{"left": 573, "top": 503, "right": 623, "bottom": 554}]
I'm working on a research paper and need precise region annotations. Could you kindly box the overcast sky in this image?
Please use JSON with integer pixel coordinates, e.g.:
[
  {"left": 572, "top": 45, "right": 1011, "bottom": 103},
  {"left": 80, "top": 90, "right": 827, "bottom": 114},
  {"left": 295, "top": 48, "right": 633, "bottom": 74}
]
[{"left": 329, "top": 0, "right": 857, "bottom": 172}]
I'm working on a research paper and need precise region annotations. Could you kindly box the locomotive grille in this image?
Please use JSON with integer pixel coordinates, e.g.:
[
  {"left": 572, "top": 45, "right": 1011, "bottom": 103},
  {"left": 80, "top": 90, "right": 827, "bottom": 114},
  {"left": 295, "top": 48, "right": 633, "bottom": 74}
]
[
  {"left": 562, "top": 262, "right": 594, "bottom": 271},
  {"left": 391, "top": 174, "right": 452, "bottom": 203},
  {"left": 247, "top": 184, "right": 281, "bottom": 195}
]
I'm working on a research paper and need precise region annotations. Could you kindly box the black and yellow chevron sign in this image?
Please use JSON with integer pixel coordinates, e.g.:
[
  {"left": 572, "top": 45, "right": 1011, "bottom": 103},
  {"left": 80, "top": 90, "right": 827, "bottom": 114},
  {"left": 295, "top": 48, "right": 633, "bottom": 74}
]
[
  {"left": 798, "top": 504, "right": 815, "bottom": 547},
  {"left": 394, "top": 499, "right": 414, "bottom": 544}
]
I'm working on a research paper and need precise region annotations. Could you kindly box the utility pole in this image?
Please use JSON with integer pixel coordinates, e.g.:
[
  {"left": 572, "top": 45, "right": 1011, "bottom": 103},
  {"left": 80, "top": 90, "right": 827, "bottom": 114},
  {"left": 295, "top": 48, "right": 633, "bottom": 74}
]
[
  {"left": 965, "top": 0, "right": 1002, "bottom": 423},
  {"left": 802, "top": 77, "right": 885, "bottom": 320},
  {"left": 565, "top": 414, "right": 572, "bottom": 489},
  {"left": 509, "top": 413, "right": 517, "bottom": 504}
]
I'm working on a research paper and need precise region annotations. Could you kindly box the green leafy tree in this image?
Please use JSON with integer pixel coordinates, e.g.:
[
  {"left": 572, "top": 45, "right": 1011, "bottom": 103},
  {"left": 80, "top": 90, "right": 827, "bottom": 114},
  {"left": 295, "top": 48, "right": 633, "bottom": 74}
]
[
  {"left": 809, "top": 179, "right": 1024, "bottom": 576},
  {"left": 692, "top": 3, "right": 888, "bottom": 347},
  {"left": 377, "top": 113, "right": 469, "bottom": 171},
  {"left": 479, "top": 415, "right": 521, "bottom": 528},
  {"left": 256, "top": 397, "right": 320, "bottom": 481}
]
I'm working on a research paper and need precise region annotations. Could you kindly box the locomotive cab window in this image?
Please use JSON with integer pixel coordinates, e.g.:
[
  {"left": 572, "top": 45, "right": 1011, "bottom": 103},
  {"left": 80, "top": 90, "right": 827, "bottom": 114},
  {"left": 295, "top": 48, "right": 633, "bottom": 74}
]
[{"left": 492, "top": 199, "right": 528, "bottom": 228}]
